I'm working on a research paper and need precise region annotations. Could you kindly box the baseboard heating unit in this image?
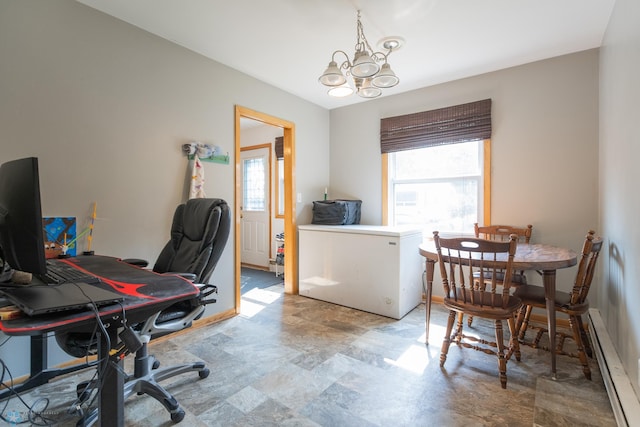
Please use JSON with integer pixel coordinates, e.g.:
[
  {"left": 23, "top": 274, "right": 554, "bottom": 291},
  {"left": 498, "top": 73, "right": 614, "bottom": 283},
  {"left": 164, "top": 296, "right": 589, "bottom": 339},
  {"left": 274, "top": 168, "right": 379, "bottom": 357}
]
[{"left": 589, "top": 308, "right": 640, "bottom": 426}]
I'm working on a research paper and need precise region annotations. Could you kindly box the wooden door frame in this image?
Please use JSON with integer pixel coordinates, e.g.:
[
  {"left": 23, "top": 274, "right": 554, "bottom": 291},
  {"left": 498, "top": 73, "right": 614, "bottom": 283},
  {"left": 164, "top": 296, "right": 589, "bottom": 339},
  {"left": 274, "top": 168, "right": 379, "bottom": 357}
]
[{"left": 234, "top": 106, "right": 297, "bottom": 312}]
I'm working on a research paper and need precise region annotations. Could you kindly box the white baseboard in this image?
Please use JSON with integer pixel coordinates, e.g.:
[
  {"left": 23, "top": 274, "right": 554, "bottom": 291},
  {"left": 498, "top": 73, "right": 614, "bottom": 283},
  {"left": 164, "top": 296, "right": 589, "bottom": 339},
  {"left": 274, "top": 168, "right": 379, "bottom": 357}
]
[{"left": 589, "top": 308, "right": 640, "bottom": 426}]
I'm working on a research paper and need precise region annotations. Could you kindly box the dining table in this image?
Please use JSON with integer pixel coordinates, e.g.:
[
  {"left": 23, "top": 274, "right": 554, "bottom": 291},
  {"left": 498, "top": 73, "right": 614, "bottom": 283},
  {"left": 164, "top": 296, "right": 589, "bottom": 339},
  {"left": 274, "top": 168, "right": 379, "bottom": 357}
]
[{"left": 419, "top": 240, "right": 577, "bottom": 379}]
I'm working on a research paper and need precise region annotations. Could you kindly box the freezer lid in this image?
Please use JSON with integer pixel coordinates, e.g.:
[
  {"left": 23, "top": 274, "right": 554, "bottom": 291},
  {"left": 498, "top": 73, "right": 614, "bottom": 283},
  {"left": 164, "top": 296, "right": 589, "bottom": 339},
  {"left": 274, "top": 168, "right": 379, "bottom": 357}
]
[{"left": 298, "top": 224, "right": 423, "bottom": 238}]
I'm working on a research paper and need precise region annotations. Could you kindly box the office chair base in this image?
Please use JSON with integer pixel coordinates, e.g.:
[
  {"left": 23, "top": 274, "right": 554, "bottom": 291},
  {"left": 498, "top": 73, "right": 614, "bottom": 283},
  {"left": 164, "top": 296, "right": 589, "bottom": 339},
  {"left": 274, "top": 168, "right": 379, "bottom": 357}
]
[
  {"left": 125, "top": 354, "right": 210, "bottom": 422},
  {"left": 75, "top": 355, "right": 210, "bottom": 426}
]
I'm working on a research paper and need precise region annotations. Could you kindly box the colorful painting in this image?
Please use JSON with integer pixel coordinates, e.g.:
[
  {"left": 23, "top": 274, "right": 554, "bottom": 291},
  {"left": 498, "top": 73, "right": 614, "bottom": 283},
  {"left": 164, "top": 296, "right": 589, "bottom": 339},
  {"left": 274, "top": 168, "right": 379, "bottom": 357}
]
[{"left": 43, "top": 217, "right": 77, "bottom": 258}]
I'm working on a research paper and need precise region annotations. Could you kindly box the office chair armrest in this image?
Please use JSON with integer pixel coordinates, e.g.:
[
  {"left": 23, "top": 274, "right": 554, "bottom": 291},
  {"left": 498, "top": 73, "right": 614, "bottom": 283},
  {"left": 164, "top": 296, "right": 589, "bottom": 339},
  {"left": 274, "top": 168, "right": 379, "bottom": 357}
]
[
  {"left": 197, "top": 283, "right": 218, "bottom": 305},
  {"left": 122, "top": 258, "right": 150, "bottom": 268},
  {"left": 167, "top": 272, "right": 197, "bottom": 281}
]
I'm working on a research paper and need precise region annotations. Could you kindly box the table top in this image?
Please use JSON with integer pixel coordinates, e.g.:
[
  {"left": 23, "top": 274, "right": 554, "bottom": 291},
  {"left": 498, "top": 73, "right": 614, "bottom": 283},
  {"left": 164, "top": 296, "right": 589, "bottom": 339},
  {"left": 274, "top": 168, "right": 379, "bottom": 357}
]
[
  {"left": 419, "top": 241, "right": 577, "bottom": 271},
  {"left": 0, "top": 255, "right": 199, "bottom": 335}
]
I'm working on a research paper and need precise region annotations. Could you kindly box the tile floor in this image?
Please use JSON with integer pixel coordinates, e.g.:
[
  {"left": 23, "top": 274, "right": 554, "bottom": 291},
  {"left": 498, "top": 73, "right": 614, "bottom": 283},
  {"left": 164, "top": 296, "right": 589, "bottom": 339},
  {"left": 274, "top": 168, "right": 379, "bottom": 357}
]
[{"left": 4, "top": 285, "right": 616, "bottom": 426}]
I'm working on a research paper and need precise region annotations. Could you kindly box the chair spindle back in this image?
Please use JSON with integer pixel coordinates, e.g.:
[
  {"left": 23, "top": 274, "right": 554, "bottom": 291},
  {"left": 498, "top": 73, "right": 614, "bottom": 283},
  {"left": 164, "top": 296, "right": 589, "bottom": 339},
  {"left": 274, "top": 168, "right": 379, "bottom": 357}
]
[
  {"left": 475, "top": 223, "right": 533, "bottom": 243},
  {"left": 571, "top": 230, "right": 603, "bottom": 306},
  {"left": 434, "top": 231, "right": 518, "bottom": 310}
]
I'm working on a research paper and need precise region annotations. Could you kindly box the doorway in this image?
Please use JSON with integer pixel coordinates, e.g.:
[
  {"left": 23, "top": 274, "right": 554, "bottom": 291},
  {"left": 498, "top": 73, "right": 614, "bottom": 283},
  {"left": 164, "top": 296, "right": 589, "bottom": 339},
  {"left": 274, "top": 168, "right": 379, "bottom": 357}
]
[
  {"left": 240, "top": 145, "right": 271, "bottom": 269},
  {"left": 234, "top": 106, "right": 297, "bottom": 313}
]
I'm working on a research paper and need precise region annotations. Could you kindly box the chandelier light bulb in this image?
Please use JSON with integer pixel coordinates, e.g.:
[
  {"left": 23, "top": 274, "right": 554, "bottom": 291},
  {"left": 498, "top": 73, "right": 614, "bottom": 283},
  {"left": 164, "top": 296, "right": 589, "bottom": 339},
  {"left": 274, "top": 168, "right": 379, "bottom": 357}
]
[
  {"left": 328, "top": 84, "right": 354, "bottom": 97},
  {"left": 371, "top": 63, "right": 399, "bottom": 88},
  {"left": 351, "top": 52, "right": 379, "bottom": 78},
  {"left": 318, "top": 61, "right": 347, "bottom": 86},
  {"left": 358, "top": 78, "right": 382, "bottom": 98}
]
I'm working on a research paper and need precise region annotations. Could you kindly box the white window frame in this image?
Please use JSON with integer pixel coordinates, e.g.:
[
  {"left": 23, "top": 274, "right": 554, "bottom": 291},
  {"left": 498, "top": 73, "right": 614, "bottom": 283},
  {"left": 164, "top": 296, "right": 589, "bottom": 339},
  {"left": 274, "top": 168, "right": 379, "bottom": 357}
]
[{"left": 382, "top": 139, "right": 491, "bottom": 238}]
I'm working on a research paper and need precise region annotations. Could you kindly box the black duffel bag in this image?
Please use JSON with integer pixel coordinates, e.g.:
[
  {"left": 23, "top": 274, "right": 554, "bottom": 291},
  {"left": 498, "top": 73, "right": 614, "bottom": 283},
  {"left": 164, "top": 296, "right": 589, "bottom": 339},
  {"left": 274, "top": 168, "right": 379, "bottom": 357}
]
[{"left": 312, "top": 199, "right": 362, "bottom": 225}]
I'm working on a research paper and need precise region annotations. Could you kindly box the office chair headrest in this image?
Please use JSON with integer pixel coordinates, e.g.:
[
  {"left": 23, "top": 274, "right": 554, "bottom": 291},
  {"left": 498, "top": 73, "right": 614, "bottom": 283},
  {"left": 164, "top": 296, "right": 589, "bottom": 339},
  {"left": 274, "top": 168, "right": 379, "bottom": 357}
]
[
  {"left": 154, "top": 198, "right": 230, "bottom": 284},
  {"left": 181, "top": 199, "right": 222, "bottom": 241}
]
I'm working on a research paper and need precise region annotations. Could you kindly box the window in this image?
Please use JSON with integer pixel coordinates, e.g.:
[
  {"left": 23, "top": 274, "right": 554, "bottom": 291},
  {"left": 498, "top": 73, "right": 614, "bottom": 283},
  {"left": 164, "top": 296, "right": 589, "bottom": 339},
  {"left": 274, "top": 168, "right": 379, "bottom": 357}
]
[
  {"left": 380, "top": 99, "right": 492, "bottom": 237},
  {"left": 386, "top": 140, "right": 489, "bottom": 236},
  {"left": 274, "top": 136, "right": 284, "bottom": 218},
  {"left": 276, "top": 158, "right": 284, "bottom": 217},
  {"left": 243, "top": 157, "right": 266, "bottom": 211}
]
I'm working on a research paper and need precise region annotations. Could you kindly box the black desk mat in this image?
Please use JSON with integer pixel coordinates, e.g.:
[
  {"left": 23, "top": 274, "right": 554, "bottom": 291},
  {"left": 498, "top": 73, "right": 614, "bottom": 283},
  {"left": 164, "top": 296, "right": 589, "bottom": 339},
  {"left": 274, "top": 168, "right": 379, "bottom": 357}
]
[{"left": 0, "top": 255, "right": 199, "bottom": 335}]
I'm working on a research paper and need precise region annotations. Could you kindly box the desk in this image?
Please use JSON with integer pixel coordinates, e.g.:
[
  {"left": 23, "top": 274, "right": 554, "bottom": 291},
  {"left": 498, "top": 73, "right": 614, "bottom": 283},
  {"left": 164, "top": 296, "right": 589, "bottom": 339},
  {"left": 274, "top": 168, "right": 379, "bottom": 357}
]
[
  {"left": 0, "top": 255, "right": 199, "bottom": 426},
  {"left": 419, "top": 242, "right": 576, "bottom": 378}
]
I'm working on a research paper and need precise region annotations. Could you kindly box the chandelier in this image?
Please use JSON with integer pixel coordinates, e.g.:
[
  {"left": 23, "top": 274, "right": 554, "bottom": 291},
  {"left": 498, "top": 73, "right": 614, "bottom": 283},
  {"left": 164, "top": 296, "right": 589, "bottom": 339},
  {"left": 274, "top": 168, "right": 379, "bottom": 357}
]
[{"left": 318, "top": 10, "right": 401, "bottom": 99}]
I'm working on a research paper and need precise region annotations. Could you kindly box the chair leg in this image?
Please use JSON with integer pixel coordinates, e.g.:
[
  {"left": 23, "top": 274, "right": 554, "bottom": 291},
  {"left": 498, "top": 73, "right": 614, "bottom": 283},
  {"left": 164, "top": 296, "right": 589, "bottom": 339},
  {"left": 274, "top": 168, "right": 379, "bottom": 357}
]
[
  {"left": 517, "top": 305, "right": 533, "bottom": 341},
  {"left": 455, "top": 312, "right": 465, "bottom": 343},
  {"left": 468, "top": 280, "right": 484, "bottom": 327},
  {"left": 440, "top": 311, "right": 456, "bottom": 367},
  {"left": 494, "top": 320, "right": 507, "bottom": 389},
  {"left": 576, "top": 315, "right": 593, "bottom": 358},
  {"left": 569, "top": 315, "right": 591, "bottom": 380},
  {"left": 507, "top": 316, "right": 521, "bottom": 362}
]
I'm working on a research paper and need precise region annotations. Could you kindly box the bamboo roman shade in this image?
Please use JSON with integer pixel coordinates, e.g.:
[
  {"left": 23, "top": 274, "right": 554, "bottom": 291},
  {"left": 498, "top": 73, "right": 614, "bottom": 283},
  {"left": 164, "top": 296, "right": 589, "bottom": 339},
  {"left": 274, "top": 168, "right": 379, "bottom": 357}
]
[
  {"left": 380, "top": 99, "right": 492, "bottom": 153},
  {"left": 274, "top": 136, "right": 284, "bottom": 159}
]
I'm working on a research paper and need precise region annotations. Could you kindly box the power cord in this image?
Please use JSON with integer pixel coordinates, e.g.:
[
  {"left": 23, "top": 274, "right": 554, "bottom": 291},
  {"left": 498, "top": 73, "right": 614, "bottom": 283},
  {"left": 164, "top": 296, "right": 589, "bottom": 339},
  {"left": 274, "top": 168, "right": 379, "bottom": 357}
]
[
  {"left": 0, "top": 325, "right": 107, "bottom": 425},
  {"left": 0, "top": 356, "right": 62, "bottom": 425},
  {"left": 72, "top": 301, "right": 112, "bottom": 415},
  {"left": 69, "top": 298, "right": 136, "bottom": 420}
]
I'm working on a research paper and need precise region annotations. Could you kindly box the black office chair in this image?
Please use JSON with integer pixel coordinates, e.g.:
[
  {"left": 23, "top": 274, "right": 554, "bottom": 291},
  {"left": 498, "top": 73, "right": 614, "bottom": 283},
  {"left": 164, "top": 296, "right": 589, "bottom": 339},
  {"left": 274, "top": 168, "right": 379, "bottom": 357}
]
[
  {"left": 130, "top": 197, "right": 230, "bottom": 338},
  {"left": 56, "top": 198, "right": 230, "bottom": 425}
]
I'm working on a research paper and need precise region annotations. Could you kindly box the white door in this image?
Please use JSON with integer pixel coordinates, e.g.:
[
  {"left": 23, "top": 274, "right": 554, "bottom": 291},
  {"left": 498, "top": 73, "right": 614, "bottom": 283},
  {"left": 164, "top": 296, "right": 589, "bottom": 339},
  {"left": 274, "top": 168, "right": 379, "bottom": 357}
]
[{"left": 241, "top": 147, "right": 270, "bottom": 267}]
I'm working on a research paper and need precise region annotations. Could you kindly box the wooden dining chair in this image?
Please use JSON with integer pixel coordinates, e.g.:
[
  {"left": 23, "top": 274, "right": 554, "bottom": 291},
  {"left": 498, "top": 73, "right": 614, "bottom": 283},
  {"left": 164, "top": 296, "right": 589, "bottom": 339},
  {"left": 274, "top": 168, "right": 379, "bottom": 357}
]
[
  {"left": 474, "top": 223, "right": 533, "bottom": 285},
  {"left": 514, "top": 231, "right": 603, "bottom": 380},
  {"left": 467, "top": 223, "right": 533, "bottom": 326},
  {"left": 434, "top": 231, "right": 522, "bottom": 389},
  {"left": 474, "top": 223, "right": 533, "bottom": 244}
]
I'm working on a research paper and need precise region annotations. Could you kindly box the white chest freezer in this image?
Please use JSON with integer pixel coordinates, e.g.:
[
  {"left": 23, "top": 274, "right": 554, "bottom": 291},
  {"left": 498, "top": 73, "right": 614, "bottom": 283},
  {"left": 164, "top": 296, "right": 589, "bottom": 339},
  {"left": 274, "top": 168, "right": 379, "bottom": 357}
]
[{"left": 298, "top": 224, "right": 424, "bottom": 319}]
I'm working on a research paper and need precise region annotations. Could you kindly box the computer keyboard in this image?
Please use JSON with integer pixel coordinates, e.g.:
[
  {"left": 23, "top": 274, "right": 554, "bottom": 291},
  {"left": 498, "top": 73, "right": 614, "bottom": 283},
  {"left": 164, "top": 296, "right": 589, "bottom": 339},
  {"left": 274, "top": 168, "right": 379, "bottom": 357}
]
[{"left": 43, "top": 259, "right": 101, "bottom": 285}]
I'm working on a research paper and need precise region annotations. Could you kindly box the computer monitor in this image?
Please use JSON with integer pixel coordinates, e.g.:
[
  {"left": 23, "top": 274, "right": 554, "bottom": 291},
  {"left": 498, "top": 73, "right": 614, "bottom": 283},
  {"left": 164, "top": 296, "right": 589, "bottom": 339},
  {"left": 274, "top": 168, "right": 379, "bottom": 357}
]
[{"left": 0, "top": 157, "right": 47, "bottom": 276}]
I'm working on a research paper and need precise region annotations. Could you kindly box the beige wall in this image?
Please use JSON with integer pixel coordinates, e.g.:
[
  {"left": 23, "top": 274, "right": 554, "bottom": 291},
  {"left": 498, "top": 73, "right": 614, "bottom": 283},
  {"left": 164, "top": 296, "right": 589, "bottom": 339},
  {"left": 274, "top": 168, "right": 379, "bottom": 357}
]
[
  {"left": 329, "top": 49, "right": 600, "bottom": 298},
  {"left": 599, "top": 0, "right": 640, "bottom": 399},
  {"left": 0, "top": 0, "right": 329, "bottom": 374}
]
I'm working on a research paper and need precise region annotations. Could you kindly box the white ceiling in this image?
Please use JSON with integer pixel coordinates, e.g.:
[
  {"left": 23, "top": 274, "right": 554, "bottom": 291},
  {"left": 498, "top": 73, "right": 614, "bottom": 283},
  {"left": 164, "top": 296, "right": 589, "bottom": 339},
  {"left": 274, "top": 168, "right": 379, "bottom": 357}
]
[{"left": 76, "top": 0, "right": 615, "bottom": 110}]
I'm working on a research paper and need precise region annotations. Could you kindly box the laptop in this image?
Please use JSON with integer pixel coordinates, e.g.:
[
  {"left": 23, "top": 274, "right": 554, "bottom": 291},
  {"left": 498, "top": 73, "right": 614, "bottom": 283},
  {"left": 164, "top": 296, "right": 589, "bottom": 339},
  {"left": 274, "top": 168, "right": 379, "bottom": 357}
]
[
  {"left": 0, "top": 282, "right": 124, "bottom": 316},
  {"left": 41, "top": 258, "right": 102, "bottom": 285}
]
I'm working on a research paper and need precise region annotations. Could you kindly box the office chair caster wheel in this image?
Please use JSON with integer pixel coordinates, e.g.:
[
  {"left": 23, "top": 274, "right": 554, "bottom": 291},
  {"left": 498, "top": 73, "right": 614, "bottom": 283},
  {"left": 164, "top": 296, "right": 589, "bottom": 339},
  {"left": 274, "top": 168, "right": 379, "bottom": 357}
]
[
  {"left": 199, "top": 368, "right": 210, "bottom": 379},
  {"left": 152, "top": 359, "right": 161, "bottom": 369},
  {"left": 171, "top": 409, "right": 185, "bottom": 423}
]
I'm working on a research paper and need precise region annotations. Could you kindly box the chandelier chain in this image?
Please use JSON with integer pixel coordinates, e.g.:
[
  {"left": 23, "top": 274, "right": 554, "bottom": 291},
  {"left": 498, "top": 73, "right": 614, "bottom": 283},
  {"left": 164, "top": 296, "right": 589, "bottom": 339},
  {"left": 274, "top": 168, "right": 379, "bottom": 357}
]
[{"left": 356, "top": 11, "right": 379, "bottom": 61}]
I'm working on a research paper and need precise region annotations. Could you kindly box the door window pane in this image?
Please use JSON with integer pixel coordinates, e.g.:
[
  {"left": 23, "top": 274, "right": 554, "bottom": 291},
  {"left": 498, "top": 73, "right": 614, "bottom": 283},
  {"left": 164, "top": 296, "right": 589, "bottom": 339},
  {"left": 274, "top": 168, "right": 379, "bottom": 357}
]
[
  {"left": 276, "top": 159, "right": 284, "bottom": 217},
  {"left": 243, "top": 157, "right": 266, "bottom": 211}
]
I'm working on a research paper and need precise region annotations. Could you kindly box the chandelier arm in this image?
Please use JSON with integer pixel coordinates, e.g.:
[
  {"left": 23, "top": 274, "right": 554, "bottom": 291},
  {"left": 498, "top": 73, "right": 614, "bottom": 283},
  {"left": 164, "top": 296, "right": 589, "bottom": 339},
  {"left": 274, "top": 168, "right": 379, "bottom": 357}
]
[
  {"left": 331, "top": 50, "right": 353, "bottom": 69},
  {"left": 371, "top": 51, "right": 390, "bottom": 63}
]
